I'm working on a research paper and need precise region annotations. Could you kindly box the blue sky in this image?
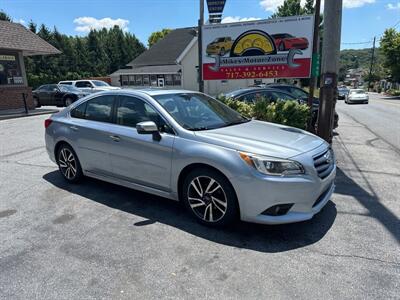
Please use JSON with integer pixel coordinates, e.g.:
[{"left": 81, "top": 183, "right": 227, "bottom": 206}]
[{"left": 2, "top": 0, "right": 400, "bottom": 49}]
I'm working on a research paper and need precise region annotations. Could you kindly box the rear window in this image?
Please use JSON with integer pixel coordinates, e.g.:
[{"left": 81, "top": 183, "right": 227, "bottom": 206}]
[
  {"left": 60, "top": 82, "right": 73, "bottom": 85},
  {"left": 70, "top": 95, "right": 114, "bottom": 123}
]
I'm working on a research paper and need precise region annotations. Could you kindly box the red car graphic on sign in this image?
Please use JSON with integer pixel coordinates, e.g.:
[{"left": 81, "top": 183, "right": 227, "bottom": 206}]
[{"left": 272, "top": 33, "right": 309, "bottom": 51}]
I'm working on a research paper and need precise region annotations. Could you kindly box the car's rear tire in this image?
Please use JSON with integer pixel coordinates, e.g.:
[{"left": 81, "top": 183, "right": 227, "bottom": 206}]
[
  {"left": 182, "top": 168, "right": 239, "bottom": 227},
  {"left": 64, "top": 97, "right": 73, "bottom": 107},
  {"left": 219, "top": 47, "right": 226, "bottom": 56},
  {"left": 33, "top": 97, "right": 41, "bottom": 108},
  {"left": 278, "top": 42, "right": 285, "bottom": 51},
  {"left": 56, "top": 144, "right": 83, "bottom": 183}
]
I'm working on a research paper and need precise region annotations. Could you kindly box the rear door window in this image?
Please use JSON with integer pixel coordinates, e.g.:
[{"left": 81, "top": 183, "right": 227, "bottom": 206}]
[
  {"left": 70, "top": 102, "right": 87, "bottom": 119},
  {"left": 84, "top": 95, "right": 115, "bottom": 123},
  {"left": 75, "top": 81, "right": 93, "bottom": 88}
]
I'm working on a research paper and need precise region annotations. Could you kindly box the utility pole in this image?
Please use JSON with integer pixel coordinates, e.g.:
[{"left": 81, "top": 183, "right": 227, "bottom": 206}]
[
  {"left": 317, "top": 0, "right": 343, "bottom": 143},
  {"left": 307, "top": 0, "right": 321, "bottom": 132},
  {"left": 368, "top": 36, "right": 376, "bottom": 92},
  {"left": 198, "top": 0, "right": 204, "bottom": 93}
]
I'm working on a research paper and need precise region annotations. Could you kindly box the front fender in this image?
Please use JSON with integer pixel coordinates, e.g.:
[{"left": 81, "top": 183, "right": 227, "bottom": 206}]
[{"left": 170, "top": 137, "right": 248, "bottom": 195}]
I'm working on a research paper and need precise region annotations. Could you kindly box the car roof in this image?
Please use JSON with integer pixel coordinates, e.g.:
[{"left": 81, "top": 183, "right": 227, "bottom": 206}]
[{"left": 115, "top": 88, "right": 202, "bottom": 97}]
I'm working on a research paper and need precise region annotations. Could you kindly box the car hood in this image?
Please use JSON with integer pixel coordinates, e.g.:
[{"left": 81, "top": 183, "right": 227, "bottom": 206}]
[{"left": 194, "top": 120, "right": 325, "bottom": 159}]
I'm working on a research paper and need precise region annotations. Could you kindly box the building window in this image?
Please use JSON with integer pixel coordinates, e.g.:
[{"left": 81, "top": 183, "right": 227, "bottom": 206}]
[
  {"left": 165, "top": 74, "right": 173, "bottom": 86},
  {"left": 150, "top": 75, "right": 157, "bottom": 86},
  {"left": 143, "top": 75, "right": 150, "bottom": 86},
  {"left": 129, "top": 75, "right": 135, "bottom": 86},
  {"left": 0, "top": 53, "right": 23, "bottom": 85},
  {"left": 173, "top": 74, "right": 182, "bottom": 86},
  {"left": 135, "top": 75, "right": 143, "bottom": 86},
  {"left": 121, "top": 75, "right": 129, "bottom": 86}
]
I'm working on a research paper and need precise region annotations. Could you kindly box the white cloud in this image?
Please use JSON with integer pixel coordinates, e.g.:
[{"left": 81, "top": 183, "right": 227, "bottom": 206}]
[
  {"left": 221, "top": 16, "right": 262, "bottom": 23},
  {"left": 259, "top": 0, "right": 375, "bottom": 12},
  {"left": 386, "top": 2, "right": 400, "bottom": 10},
  {"left": 17, "top": 19, "right": 26, "bottom": 25},
  {"left": 73, "top": 17, "right": 129, "bottom": 33}
]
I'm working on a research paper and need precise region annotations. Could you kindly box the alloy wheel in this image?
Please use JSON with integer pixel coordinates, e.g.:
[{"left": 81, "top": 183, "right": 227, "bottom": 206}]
[
  {"left": 58, "top": 148, "right": 77, "bottom": 180},
  {"left": 187, "top": 176, "right": 227, "bottom": 222}
]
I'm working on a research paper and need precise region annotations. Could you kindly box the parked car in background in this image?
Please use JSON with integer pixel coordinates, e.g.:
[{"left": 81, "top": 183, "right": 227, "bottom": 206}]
[
  {"left": 271, "top": 33, "right": 309, "bottom": 51},
  {"left": 266, "top": 83, "right": 339, "bottom": 129},
  {"left": 345, "top": 89, "right": 369, "bottom": 104},
  {"left": 338, "top": 86, "right": 350, "bottom": 100},
  {"left": 206, "top": 37, "right": 233, "bottom": 56},
  {"left": 225, "top": 87, "right": 301, "bottom": 104},
  {"left": 58, "top": 79, "right": 120, "bottom": 94},
  {"left": 33, "top": 84, "right": 87, "bottom": 107},
  {"left": 45, "top": 89, "right": 335, "bottom": 227}
]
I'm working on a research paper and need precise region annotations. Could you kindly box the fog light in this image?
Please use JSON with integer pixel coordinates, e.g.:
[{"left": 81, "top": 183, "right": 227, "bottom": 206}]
[{"left": 262, "top": 204, "right": 294, "bottom": 216}]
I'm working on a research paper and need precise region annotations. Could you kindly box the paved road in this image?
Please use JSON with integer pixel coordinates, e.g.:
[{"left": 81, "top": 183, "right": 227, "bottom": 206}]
[{"left": 0, "top": 104, "right": 399, "bottom": 299}]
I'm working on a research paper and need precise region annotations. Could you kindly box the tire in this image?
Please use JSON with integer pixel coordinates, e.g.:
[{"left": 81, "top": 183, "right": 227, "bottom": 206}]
[
  {"left": 219, "top": 47, "right": 226, "bottom": 56},
  {"left": 56, "top": 144, "right": 83, "bottom": 183},
  {"left": 182, "top": 168, "right": 239, "bottom": 227},
  {"left": 64, "top": 97, "right": 73, "bottom": 107},
  {"left": 278, "top": 42, "right": 285, "bottom": 51},
  {"left": 33, "top": 97, "right": 41, "bottom": 108}
]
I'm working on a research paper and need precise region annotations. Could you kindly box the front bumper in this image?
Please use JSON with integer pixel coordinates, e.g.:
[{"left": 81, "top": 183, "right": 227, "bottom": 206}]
[
  {"left": 348, "top": 97, "right": 368, "bottom": 103},
  {"left": 230, "top": 144, "right": 336, "bottom": 225}
]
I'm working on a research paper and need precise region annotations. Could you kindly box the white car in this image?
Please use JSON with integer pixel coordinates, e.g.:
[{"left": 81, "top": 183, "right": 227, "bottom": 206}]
[
  {"left": 58, "top": 80, "right": 120, "bottom": 94},
  {"left": 345, "top": 89, "right": 369, "bottom": 104}
]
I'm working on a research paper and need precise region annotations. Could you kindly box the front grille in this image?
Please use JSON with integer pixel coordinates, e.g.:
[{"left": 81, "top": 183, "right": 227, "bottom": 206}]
[{"left": 313, "top": 148, "right": 334, "bottom": 179}]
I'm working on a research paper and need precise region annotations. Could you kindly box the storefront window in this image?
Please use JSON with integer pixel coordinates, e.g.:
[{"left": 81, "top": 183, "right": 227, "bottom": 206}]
[
  {"left": 0, "top": 53, "right": 23, "bottom": 85},
  {"left": 150, "top": 75, "right": 157, "bottom": 86},
  {"left": 165, "top": 74, "right": 173, "bottom": 86},
  {"left": 129, "top": 75, "right": 135, "bottom": 86},
  {"left": 143, "top": 75, "right": 150, "bottom": 86},
  {"left": 121, "top": 75, "right": 129, "bottom": 86},
  {"left": 173, "top": 74, "right": 182, "bottom": 86},
  {"left": 135, "top": 75, "right": 143, "bottom": 86}
]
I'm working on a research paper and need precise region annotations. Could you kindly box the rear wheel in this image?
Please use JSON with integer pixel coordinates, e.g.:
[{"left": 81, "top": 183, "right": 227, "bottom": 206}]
[
  {"left": 64, "top": 97, "right": 73, "bottom": 107},
  {"left": 182, "top": 168, "right": 238, "bottom": 226},
  {"left": 57, "top": 144, "right": 83, "bottom": 183},
  {"left": 33, "top": 97, "right": 41, "bottom": 108},
  {"left": 219, "top": 47, "right": 226, "bottom": 56},
  {"left": 278, "top": 42, "right": 285, "bottom": 51}
]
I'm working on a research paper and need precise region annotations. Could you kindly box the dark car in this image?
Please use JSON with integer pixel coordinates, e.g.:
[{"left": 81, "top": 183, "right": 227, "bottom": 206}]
[
  {"left": 266, "top": 84, "right": 339, "bottom": 129},
  {"left": 33, "top": 84, "right": 87, "bottom": 107},
  {"left": 338, "top": 86, "right": 349, "bottom": 100}
]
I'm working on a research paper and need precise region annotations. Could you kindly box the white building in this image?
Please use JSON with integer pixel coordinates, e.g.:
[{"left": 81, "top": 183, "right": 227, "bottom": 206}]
[{"left": 109, "top": 27, "right": 272, "bottom": 96}]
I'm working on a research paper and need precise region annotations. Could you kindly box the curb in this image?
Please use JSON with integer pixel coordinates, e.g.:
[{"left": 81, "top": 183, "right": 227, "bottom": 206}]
[{"left": 0, "top": 110, "right": 59, "bottom": 121}]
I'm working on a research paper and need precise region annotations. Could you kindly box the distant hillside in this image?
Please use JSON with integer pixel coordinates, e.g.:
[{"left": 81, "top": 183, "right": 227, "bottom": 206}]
[{"left": 339, "top": 48, "right": 385, "bottom": 80}]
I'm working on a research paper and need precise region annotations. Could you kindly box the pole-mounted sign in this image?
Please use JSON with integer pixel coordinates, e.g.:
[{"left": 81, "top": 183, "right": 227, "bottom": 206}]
[{"left": 207, "top": 0, "right": 226, "bottom": 24}]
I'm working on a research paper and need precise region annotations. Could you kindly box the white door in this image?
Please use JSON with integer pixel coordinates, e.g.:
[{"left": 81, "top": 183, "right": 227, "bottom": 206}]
[{"left": 157, "top": 78, "right": 165, "bottom": 87}]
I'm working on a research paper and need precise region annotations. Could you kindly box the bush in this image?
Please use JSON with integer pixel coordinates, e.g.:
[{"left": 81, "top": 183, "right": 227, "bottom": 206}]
[
  {"left": 217, "top": 95, "right": 310, "bottom": 130},
  {"left": 386, "top": 89, "right": 400, "bottom": 96}
]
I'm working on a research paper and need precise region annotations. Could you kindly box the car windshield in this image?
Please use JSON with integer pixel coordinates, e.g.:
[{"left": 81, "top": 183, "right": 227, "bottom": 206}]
[
  {"left": 153, "top": 93, "right": 249, "bottom": 131},
  {"left": 213, "top": 38, "right": 225, "bottom": 43},
  {"left": 351, "top": 90, "right": 365, "bottom": 94},
  {"left": 59, "top": 85, "right": 80, "bottom": 93},
  {"left": 93, "top": 80, "right": 109, "bottom": 87}
]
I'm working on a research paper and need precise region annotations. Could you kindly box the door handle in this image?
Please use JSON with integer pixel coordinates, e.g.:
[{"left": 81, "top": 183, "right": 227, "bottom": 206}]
[
  {"left": 70, "top": 126, "right": 78, "bottom": 131},
  {"left": 109, "top": 135, "right": 120, "bottom": 142}
]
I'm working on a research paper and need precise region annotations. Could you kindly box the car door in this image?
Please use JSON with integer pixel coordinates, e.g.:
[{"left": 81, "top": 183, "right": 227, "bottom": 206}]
[
  {"left": 68, "top": 95, "right": 116, "bottom": 176},
  {"left": 106, "top": 95, "right": 175, "bottom": 191},
  {"left": 75, "top": 81, "right": 94, "bottom": 94},
  {"left": 38, "top": 85, "right": 52, "bottom": 105}
]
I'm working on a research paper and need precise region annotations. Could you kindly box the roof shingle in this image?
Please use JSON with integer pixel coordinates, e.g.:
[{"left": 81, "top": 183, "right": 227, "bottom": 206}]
[{"left": 0, "top": 21, "right": 61, "bottom": 56}]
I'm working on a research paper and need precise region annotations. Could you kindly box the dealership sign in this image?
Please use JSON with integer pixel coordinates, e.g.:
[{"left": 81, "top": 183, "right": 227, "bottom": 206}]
[{"left": 202, "top": 16, "right": 314, "bottom": 80}]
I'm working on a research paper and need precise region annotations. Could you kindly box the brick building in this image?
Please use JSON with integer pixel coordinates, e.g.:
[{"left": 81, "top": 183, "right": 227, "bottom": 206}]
[{"left": 0, "top": 21, "right": 60, "bottom": 111}]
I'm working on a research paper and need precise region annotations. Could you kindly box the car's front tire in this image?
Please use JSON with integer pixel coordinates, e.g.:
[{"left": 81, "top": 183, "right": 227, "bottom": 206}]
[
  {"left": 64, "top": 97, "right": 74, "bottom": 107},
  {"left": 33, "top": 97, "right": 41, "bottom": 108},
  {"left": 182, "top": 168, "right": 239, "bottom": 227},
  {"left": 57, "top": 144, "right": 83, "bottom": 183}
]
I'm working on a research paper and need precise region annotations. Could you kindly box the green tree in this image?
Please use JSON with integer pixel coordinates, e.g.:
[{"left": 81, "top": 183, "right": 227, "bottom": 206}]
[
  {"left": 0, "top": 10, "right": 12, "bottom": 21},
  {"left": 148, "top": 28, "right": 171, "bottom": 48},
  {"left": 380, "top": 28, "right": 400, "bottom": 82}
]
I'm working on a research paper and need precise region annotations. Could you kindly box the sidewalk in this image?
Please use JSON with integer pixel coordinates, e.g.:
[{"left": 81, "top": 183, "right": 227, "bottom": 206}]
[
  {"left": 0, "top": 107, "right": 59, "bottom": 120},
  {"left": 332, "top": 112, "right": 400, "bottom": 245}
]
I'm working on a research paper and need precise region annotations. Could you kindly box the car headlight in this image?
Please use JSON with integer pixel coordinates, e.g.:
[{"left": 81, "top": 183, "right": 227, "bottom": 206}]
[{"left": 239, "top": 152, "right": 304, "bottom": 176}]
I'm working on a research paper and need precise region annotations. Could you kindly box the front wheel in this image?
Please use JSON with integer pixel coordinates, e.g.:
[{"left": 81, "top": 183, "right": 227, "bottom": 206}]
[
  {"left": 182, "top": 168, "right": 239, "bottom": 226},
  {"left": 57, "top": 144, "right": 83, "bottom": 183},
  {"left": 33, "top": 98, "right": 41, "bottom": 108}
]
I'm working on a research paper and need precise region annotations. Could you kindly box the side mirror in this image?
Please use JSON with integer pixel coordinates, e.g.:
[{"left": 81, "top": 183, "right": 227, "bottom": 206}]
[{"left": 136, "top": 121, "right": 159, "bottom": 134}]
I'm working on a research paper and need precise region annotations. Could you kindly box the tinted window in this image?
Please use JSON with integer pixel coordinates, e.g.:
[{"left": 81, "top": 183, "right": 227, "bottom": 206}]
[
  {"left": 287, "top": 87, "right": 308, "bottom": 99},
  {"left": 85, "top": 96, "right": 114, "bottom": 123},
  {"left": 116, "top": 96, "right": 167, "bottom": 129},
  {"left": 92, "top": 80, "right": 109, "bottom": 87},
  {"left": 75, "top": 81, "right": 92, "bottom": 88},
  {"left": 70, "top": 102, "right": 87, "bottom": 119},
  {"left": 60, "top": 82, "right": 73, "bottom": 85}
]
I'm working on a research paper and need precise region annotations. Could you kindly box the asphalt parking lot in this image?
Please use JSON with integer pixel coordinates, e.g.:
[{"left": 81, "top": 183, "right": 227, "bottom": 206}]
[{"left": 0, "top": 99, "right": 399, "bottom": 299}]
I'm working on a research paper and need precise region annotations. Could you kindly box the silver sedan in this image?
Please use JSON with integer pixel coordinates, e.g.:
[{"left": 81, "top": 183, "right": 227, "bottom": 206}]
[{"left": 45, "top": 89, "right": 336, "bottom": 226}]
